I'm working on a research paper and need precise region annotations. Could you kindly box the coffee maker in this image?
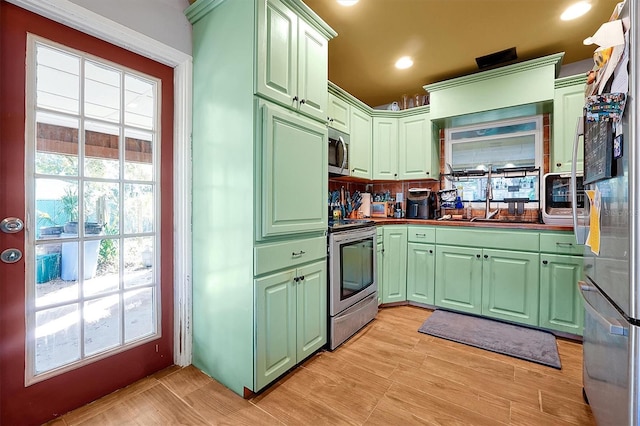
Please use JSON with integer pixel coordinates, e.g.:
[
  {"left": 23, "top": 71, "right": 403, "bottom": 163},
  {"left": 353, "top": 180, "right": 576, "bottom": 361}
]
[{"left": 406, "top": 189, "right": 431, "bottom": 219}]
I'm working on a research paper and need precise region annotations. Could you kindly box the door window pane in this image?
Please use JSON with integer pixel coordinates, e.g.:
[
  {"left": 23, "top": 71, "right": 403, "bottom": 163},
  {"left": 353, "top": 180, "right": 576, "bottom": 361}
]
[{"left": 28, "top": 38, "right": 161, "bottom": 381}]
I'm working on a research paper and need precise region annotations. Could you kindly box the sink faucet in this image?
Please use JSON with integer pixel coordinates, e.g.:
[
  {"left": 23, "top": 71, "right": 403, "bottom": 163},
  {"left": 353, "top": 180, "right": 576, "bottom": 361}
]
[
  {"left": 484, "top": 166, "right": 499, "bottom": 219},
  {"left": 471, "top": 165, "right": 499, "bottom": 221}
]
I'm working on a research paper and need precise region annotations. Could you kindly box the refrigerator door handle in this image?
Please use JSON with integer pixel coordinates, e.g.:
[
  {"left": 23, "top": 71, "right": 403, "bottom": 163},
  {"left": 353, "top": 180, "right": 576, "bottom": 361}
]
[
  {"left": 579, "top": 281, "right": 629, "bottom": 336},
  {"left": 571, "top": 117, "right": 587, "bottom": 245}
]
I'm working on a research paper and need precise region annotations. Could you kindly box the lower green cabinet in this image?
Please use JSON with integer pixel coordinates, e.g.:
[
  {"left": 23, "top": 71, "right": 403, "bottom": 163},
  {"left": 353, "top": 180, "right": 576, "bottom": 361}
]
[
  {"left": 255, "top": 260, "right": 326, "bottom": 391},
  {"left": 407, "top": 242, "right": 435, "bottom": 305},
  {"left": 377, "top": 240, "right": 383, "bottom": 305},
  {"left": 382, "top": 226, "right": 407, "bottom": 303},
  {"left": 482, "top": 249, "right": 540, "bottom": 326},
  {"left": 539, "top": 254, "right": 584, "bottom": 335},
  {"left": 435, "top": 245, "right": 482, "bottom": 314}
]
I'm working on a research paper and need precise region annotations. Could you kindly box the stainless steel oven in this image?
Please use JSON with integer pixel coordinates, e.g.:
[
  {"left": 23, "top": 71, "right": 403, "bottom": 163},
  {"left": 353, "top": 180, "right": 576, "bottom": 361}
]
[{"left": 328, "top": 221, "right": 377, "bottom": 350}]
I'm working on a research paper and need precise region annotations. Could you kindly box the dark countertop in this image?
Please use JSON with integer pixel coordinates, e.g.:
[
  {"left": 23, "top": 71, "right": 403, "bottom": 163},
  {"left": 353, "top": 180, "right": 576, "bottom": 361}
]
[{"left": 371, "top": 217, "right": 574, "bottom": 232}]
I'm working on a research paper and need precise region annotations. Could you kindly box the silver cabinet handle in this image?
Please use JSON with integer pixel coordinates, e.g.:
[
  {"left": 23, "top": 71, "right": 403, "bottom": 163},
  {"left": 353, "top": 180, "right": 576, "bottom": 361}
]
[
  {"left": 291, "top": 250, "right": 306, "bottom": 258},
  {"left": 415, "top": 233, "right": 426, "bottom": 237},
  {"left": 579, "top": 281, "right": 629, "bottom": 336}
]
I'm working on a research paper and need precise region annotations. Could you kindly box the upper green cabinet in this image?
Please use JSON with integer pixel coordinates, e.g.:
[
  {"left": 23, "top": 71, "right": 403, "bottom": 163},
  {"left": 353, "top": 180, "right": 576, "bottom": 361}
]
[
  {"left": 398, "top": 112, "right": 438, "bottom": 180},
  {"left": 257, "top": 100, "right": 328, "bottom": 239},
  {"left": 327, "top": 93, "right": 350, "bottom": 133},
  {"left": 257, "top": 0, "right": 329, "bottom": 122},
  {"left": 350, "top": 106, "right": 373, "bottom": 179},
  {"left": 372, "top": 116, "right": 399, "bottom": 180},
  {"left": 552, "top": 75, "right": 586, "bottom": 173}
]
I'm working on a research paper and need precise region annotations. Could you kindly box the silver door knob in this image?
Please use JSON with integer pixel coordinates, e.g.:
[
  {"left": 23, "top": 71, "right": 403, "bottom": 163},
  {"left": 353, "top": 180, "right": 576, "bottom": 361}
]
[
  {"left": 1, "top": 217, "right": 24, "bottom": 233},
  {"left": 1, "top": 248, "right": 22, "bottom": 264}
]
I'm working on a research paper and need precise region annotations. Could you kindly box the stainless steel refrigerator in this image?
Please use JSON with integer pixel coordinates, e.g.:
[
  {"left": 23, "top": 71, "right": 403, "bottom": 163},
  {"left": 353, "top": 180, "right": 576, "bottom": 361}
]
[{"left": 573, "top": 1, "right": 639, "bottom": 424}]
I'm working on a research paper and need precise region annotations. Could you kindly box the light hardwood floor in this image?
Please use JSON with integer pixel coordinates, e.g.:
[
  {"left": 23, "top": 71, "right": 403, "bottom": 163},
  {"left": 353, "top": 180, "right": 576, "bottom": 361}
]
[{"left": 47, "top": 306, "right": 594, "bottom": 425}]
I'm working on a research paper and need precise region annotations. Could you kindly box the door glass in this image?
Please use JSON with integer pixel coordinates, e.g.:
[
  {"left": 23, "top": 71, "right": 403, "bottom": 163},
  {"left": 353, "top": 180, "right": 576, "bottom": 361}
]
[
  {"left": 340, "top": 237, "right": 374, "bottom": 300},
  {"left": 27, "top": 40, "right": 161, "bottom": 382}
]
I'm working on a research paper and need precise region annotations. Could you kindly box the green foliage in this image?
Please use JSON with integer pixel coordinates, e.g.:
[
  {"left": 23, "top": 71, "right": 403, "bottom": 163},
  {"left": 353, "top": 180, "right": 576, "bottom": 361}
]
[
  {"left": 97, "top": 223, "right": 118, "bottom": 274},
  {"left": 59, "top": 187, "right": 78, "bottom": 222}
]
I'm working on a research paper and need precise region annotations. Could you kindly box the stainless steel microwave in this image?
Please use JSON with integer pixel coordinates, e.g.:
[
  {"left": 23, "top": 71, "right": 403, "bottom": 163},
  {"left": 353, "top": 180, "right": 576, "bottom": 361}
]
[
  {"left": 542, "top": 172, "right": 585, "bottom": 225},
  {"left": 328, "top": 128, "right": 349, "bottom": 176}
]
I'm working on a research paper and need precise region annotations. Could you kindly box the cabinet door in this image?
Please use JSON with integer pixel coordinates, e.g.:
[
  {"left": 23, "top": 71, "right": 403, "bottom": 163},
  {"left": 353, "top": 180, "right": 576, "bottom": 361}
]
[
  {"left": 372, "top": 116, "right": 398, "bottom": 180},
  {"left": 376, "top": 241, "right": 383, "bottom": 305},
  {"left": 260, "top": 102, "right": 328, "bottom": 238},
  {"left": 407, "top": 242, "right": 435, "bottom": 305},
  {"left": 540, "top": 254, "right": 584, "bottom": 335},
  {"left": 328, "top": 93, "right": 350, "bottom": 133},
  {"left": 349, "top": 107, "right": 372, "bottom": 179},
  {"left": 435, "top": 245, "right": 482, "bottom": 314},
  {"left": 255, "top": 269, "right": 297, "bottom": 391},
  {"left": 297, "top": 19, "right": 327, "bottom": 122},
  {"left": 398, "top": 113, "right": 435, "bottom": 180},
  {"left": 256, "top": 0, "right": 298, "bottom": 107},
  {"left": 296, "top": 261, "right": 327, "bottom": 361},
  {"left": 482, "top": 249, "right": 540, "bottom": 326},
  {"left": 553, "top": 80, "right": 585, "bottom": 173},
  {"left": 381, "top": 226, "right": 407, "bottom": 303}
]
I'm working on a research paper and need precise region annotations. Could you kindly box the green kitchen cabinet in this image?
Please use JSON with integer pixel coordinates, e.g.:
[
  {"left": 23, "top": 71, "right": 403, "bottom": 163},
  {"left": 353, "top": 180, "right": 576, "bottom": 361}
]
[
  {"left": 187, "top": 0, "right": 333, "bottom": 398},
  {"left": 381, "top": 226, "right": 407, "bottom": 304},
  {"left": 398, "top": 112, "right": 438, "bottom": 180},
  {"left": 435, "top": 245, "right": 483, "bottom": 314},
  {"left": 376, "top": 227, "right": 383, "bottom": 305},
  {"left": 255, "top": 259, "right": 326, "bottom": 391},
  {"left": 481, "top": 249, "right": 540, "bottom": 326},
  {"left": 257, "top": 100, "right": 328, "bottom": 239},
  {"left": 327, "top": 93, "right": 350, "bottom": 133},
  {"left": 540, "top": 254, "right": 584, "bottom": 335},
  {"left": 552, "top": 75, "right": 586, "bottom": 173},
  {"left": 372, "top": 116, "right": 399, "bottom": 180},
  {"left": 407, "top": 242, "right": 435, "bottom": 305},
  {"left": 349, "top": 106, "right": 373, "bottom": 179},
  {"left": 256, "top": 0, "right": 330, "bottom": 122}
]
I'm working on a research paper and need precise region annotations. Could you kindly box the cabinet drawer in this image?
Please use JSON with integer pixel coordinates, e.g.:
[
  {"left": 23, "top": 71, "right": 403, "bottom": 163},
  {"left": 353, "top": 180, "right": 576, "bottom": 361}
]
[
  {"left": 436, "top": 227, "right": 539, "bottom": 252},
  {"left": 540, "top": 233, "right": 583, "bottom": 255},
  {"left": 408, "top": 226, "right": 435, "bottom": 243},
  {"left": 255, "top": 236, "right": 326, "bottom": 276}
]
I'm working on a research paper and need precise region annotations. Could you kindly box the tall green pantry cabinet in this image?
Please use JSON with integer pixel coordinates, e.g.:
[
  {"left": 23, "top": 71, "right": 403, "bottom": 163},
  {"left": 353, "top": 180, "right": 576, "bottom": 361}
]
[{"left": 186, "top": 0, "right": 335, "bottom": 397}]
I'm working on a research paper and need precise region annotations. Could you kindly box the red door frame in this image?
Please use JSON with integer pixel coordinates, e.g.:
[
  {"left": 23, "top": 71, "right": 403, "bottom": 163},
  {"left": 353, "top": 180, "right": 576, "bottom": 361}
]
[{"left": 0, "top": 3, "right": 174, "bottom": 424}]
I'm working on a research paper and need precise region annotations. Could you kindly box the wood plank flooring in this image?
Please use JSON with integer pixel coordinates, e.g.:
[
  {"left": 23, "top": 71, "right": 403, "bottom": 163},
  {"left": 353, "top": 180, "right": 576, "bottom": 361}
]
[{"left": 47, "top": 306, "right": 594, "bottom": 425}]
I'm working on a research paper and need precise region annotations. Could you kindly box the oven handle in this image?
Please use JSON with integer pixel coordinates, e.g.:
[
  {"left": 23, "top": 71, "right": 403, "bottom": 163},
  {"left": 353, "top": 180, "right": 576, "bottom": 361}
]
[
  {"left": 571, "top": 116, "right": 587, "bottom": 245},
  {"left": 579, "top": 281, "right": 629, "bottom": 336}
]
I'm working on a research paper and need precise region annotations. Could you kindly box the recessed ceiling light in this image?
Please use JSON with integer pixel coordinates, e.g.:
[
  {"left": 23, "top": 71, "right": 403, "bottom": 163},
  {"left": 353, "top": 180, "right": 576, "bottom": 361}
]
[
  {"left": 560, "top": 1, "right": 592, "bottom": 21},
  {"left": 395, "top": 56, "right": 413, "bottom": 69},
  {"left": 337, "top": 0, "right": 359, "bottom": 6}
]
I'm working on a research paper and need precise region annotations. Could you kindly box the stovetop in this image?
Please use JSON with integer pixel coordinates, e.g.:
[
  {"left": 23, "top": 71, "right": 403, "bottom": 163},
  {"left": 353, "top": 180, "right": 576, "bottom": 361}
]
[{"left": 328, "top": 219, "right": 376, "bottom": 232}]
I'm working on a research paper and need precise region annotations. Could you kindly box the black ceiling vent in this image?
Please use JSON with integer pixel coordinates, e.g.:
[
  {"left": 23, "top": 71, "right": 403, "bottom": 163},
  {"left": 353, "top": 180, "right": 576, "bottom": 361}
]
[{"left": 475, "top": 47, "right": 518, "bottom": 70}]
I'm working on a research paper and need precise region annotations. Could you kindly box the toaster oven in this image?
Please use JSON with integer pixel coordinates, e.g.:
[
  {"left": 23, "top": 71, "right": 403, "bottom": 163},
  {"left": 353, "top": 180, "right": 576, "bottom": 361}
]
[
  {"left": 371, "top": 202, "right": 393, "bottom": 218},
  {"left": 542, "top": 172, "right": 585, "bottom": 225}
]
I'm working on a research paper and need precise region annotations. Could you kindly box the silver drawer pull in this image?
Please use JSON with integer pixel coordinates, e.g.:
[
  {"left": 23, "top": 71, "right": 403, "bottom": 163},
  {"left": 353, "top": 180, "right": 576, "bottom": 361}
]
[
  {"left": 415, "top": 233, "right": 426, "bottom": 237},
  {"left": 291, "top": 250, "right": 306, "bottom": 258},
  {"left": 556, "top": 242, "right": 574, "bottom": 247}
]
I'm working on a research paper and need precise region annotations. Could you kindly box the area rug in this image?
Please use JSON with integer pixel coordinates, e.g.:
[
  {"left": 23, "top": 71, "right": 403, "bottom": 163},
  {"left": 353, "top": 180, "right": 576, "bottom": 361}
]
[{"left": 418, "top": 310, "right": 561, "bottom": 369}]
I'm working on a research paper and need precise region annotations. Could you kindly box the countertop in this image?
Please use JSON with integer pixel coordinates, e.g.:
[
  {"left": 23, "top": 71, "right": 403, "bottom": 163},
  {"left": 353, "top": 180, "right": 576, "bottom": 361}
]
[{"left": 371, "top": 217, "right": 574, "bottom": 232}]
